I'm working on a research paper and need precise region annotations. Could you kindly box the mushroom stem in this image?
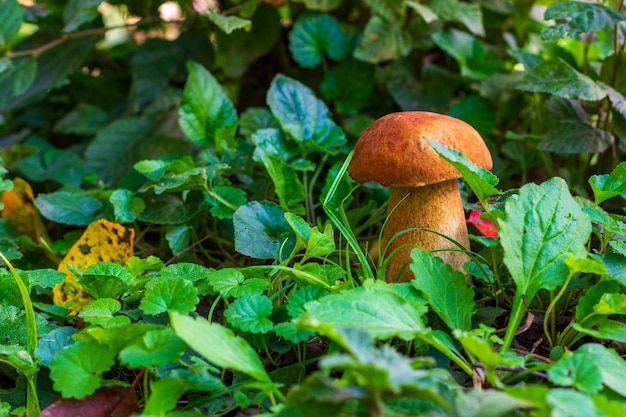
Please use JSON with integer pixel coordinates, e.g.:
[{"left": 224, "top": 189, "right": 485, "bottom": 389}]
[{"left": 381, "top": 179, "right": 470, "bottom": 282}]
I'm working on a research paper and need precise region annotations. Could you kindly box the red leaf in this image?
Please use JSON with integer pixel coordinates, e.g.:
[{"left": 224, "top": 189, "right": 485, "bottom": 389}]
[
  {"left": 467, "top": 210, "right": 498, "bottom": 238},
  {"left": 39, "top": 385, "right": 140, "bottom": 417}
]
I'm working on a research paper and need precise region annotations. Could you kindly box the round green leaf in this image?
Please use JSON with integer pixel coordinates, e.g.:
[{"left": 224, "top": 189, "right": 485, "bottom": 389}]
[{"left": 224, "top": 294, "right": 274, "bottom": 334}]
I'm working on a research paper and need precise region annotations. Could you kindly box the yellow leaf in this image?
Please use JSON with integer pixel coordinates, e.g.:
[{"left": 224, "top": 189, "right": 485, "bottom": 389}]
[
  {"left": 1, "top": 177, "right": 49, "bottom": 244},
  {"left": 53, "top": 219, "right": 135, "bottom": 313}
]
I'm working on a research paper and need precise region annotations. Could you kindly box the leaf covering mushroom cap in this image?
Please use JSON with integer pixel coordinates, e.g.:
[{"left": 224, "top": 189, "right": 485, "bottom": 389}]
[{"left": 349, "top": 112, "right": 493, "bottom": 187}]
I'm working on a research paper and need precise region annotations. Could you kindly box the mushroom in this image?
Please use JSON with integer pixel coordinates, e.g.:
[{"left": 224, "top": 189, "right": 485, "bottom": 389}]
[{"left": 348, "top": 112, "right": 493, "bottom": 282}]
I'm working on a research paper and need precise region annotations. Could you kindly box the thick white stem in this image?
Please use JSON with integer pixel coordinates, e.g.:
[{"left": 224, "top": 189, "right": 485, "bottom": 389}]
[{"left": 381, "top": 180, "right": 470, "bottom": 282}]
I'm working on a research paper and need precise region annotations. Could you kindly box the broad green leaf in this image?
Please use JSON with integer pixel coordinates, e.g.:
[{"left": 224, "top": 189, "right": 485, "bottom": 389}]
[
  {"left": 140, "top": 276, "right": 199, "bottom": 315},
  {"left": 224, "top": 294, "right": 274, "bottom": 334},
  {"left": 0, "top": 345, "right": 35, "bottom": 377},
  {"left": 137, "top": 191, "right": 207, "bottom": 225},
  {"left": 142, "top": 377, "right": 186, "bottom": 416},
  {"left": 80, "top": 262, "right": 133, "bottom": 299},
  {"left": 427, "top": 139, "right": 501, "bottom": 204},
  {"left": 54, "top": 103, "right": 109, "bottom": 135},
  {"left": 546, "top": 389, "right": 597, "bottom": 417},
  {"left": 589, "top": 162, "right": 626, "bottom": 206},
  {"left": 119, "top": 328, "right": 186, "bottom": 368},
  {"left": 129, "top": 38, "right": 185, "bottom": 111},
  {"left": 164, "top": 223, "right": 190, "bottom": 255},
  {"left": 239, "top": 108, "right": 279, "bottom": 139},
  {"left": 170, "top": 312, "right": 270, "bottom": 383},
  {"left": 274, "top": 322, "right": 315, "bottom": 343},
  {"left": 432, "top": 29, "right": 498, "bottom": 79},
  {"left": 85, "top": 117, "right": 151, "bottom": 185},
  {"left": 547, "top": 352, "right": 603, "bottom": 395},
  {"left": 499, "top": 178, "right": 591, "bottom": 299},
  {"left": 410, "top": 249, "right": 475, "bottom": 331},
  {"left": 134, "top": 160, "right": 170, "bottom": 181},
  {"left": 538, "top": 121, "right": 613, "bottom": 154},
  {"left": 207, "top": 185, "right": 247, "bottom": 219},
  {"left": 573, "top": 318, "right": 626, "bottom": 342},
  {"left": 0, "top": 0, "right": 23, "bottom": 45},
  {"left": 299, "top": 280, "right": 427, "bottom": 341},
  {"left": 0, "top": 306, "right": 51, "bottom": 346},
  {"left": 289, "top": 14, "right": 349, "bottom": 68},
  {"left": 286, "top": 285, "right": 328, "bottom": 318},
  {"left": 26, "top": 269, "right": 65, "bottom": 289},
  {"left": 575, "top": 280, "right": 621, "bottom": 321},
  {"left": 267, "top": 73, "right": 346, "bottom": 153},
  {"left": 35, "top": 191, "right": 103, "bottom": 226},
  {"left": 110, "top": 189, "right": 144, "bottom": 224},
  {"left": 63, "top": 0, "right": 101, "bottom": 32},
  {"left": 600, "top": 82, "right": 626, "bottom": 121},
  {"left": 254, "top": 148, "right": 305, "bottom": 215},
  {"left": 580, "top": 343, "right": 626, "bottom": 397},
  {"left": 365, "top": 0, "right": 406, "bottom": 25},
  {"left": 430, "top": 0, "right": 485, "bottom": 36},
  {"left": 353, "top": 16, "right": 412, "bottom": 64},
  {"left": 179, "top": 61, "right": 237, "bottom": 147},
  {"left": 593, "top": 293, "right": 626, "bottom": 316},
  {"left": 49, "top": 341, "right": 116, "bottom": 399},
  {"left": 250, "top": 128, "right": 299, "bottom": 163},
  {"left": 454, "top": 331, "right": 524, "bottom": 369},
  {"left": 204, "top": 13, "right": 251, "bottom": 34},
  {"left": 16, "top": 146, "right": 84, "bottom": 186},
  {"left": 321, "top": 58, "right": 375, "bottom": 115},
  {"left": 34, "top": 327, "right": 77, "bottom": 367},
  {"left": 160, "top": 262, "right": 211, "bottom": 283},
  {"left": 305, "top": 223, "right": 336, "bottom": 258},
  {"left": 203, "top": 268, "right": 268, "bottom": 298},
  {"left": 233, "top": 201, "right": 296, "bottom": 261},
  {"left": 517, "top": 58, "right": 606, "bottom": 101},
  {"left": 0, "top": 269, "right": 28, "bottom": 307},
  {"left": 542, "top": 2, "right": 626, "bottom": 40},
  {"left": 0, "top": 58, "right": 37, "bottom": 106},
  {"left": 406, "top": 2, "right": 438, "bottom": 23},
  {"left": 78, "top": 298, "right": 130, "bottom": 328},
  {"left": 454, "top": 390, "right": 536, "bottom": 417}
]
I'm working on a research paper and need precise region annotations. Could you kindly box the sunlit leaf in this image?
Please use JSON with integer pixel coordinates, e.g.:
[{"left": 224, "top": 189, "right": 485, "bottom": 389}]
[
  {"left": 119, "top": 328, "right": 186, "bottom": 368},
  {"left": 140, "top": 276, "right": 199, "bottom": 315},
  {"left": 542, "top": 2, "right": 626, "bottom": 40},
  {"left": 547, "top": 352, "right": 603, "bottom": 395},
  {"left": 589, "top": 162, "right": 626, "bottom": 206},
  {"left": 517, "top": 58, "right": 606, "bottom": 101},
  {"left": 0, "top": 0, "right": 23, "bottom": 45},
  {"left": 224, "top": 294, "right": 274, "bottom": 334},
  {"left": 289, "top": 14, "right": 349, "bottom": 68}
]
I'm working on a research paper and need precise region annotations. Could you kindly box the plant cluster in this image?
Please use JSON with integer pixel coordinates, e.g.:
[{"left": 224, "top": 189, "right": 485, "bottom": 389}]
[{"left": 2, "top": 0, "right": 626, "bottom": 416}]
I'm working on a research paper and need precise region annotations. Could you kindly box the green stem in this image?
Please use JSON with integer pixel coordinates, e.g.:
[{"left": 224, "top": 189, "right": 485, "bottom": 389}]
[
  {"left": 543, "top": 272, "right": 575, "bottom": 348},
  {"left": 501, "top": 291, "right": 527, "bottom": 353},
  {"left": 420, "top": 332, "right": 474, "bottom": 377},
  {"left": 245, "top": 265, "right": 332, "bottom": 288},
  {"left": 0, "top": 252, "right": 40, "bottom": 416}
]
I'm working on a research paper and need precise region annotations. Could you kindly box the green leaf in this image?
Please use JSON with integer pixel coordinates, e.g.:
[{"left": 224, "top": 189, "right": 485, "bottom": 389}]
[
  {"left": 289, "top": 14, "right": 349, "bottom": 68},
  {"left": 179, "top": 61, "right": 237, "bottom": 147},
  {"left": 54, "top": 103, "right": 109, "bottom": 135},
  {"left": 305, "top": 223, "right": 336, "bottom": 258},
  {"left": 134, "top": 159, "right": 171, "bottom": 181},
  {"left": 170, "top": 312, "right": 270, "bottom": 383},
  {"left": 0, "top": 306, "right": 51, "bottom": 346},
  {"left": 454, "top": 390, "right": 536, "bottom": 417},
  {"left": 140, "top": 276, "right": 199, "bottom": 315},
  {"left": 80, "top": 262, "right": 133, "bottom": 299},
  {"left": 63, "top": 0, "right": 101, "bottom": 32},
  {"left": 454, "top": 330, "right": 524, "bottom": 370},
  {"left": 321, "top": 58, "right": 375, "bottom": 115},
  {"left": 250, "top": 128, "right": 299, "bottom": 162},
  {"left": 410, "top": 249, "right": 475, "bottom": 331},
  {"left": 253, "top": 148, "right": 305, "bottom": 215},
  {"left": 267, "top": 74, "right": 345, "bottom": 152},
  {"left": 142, "top": 377, "right": 186, "bottom": 416},
  {"left": 353, "top": 16, "right": 412, "bottom": 64},
  {"left": 538, "top": 121, "right": 613, "bottom": 154},
  {"left": 431, "top": 29, "right": 498, "bottom": 79},
  {"left": 26, "top": 269, "right": 65, "bottom": 289},
  {"left": 292, "top": 0, "right": 340, "bottom": 11},
  {"left": 427, "top": 138, "right": 501, "bottom": 204},
  {"left": 208, "top": 185, "right": 247, "bottom": 219},
  {"left": 299, "top": 280, "right": 427, "bottom": 341},
  {"left": 137, "top": 191, "right": 207, "bottom": 225},
  {"left": 573, "top": 318, "right": 626, "bottom": 342},
  {"left": 35, "top": 191, "right": 103, "bottom": 226},
  {"left": 34, "top": 327, "right": 77, "bottom": 367},
  {"left": 233, "top": 201, "right": 296, "bottom": 261},
  {"left": 224, "top": 294, "right": 274, "bottom": 334},
  {"left": 0, "top": 58, "right": 37, "bottom": 106},
  {"left": 575, "top": 280, "right": 621, "bottom": 322},
  {"left": 119, "top": 328, "right": 186, "bottom": 368},
  {"left": 85, "top": 117, "right": 151, "bottom": 185},
  {"left": 274, "top": 322, "right": 315, "bottom": 343},
  {"left": 78, "top": 298, "right": 130, "bottom": 328},
  {"left": 499, "top": 178, "right": 591, "bottom": 300},
  {"left": 286, "top": 285, "right": 328, "bottom": 318},
  {"left": 589, "top": 162, "right": 626, "bottom": 206},
  {"left": 365, "top": 0, "right": 406, "bottom": 25},
  {"left": 49, "top": 341, "right": 116, "bottom": 399},
  {"left": 429, "top": 0, "right": 484, "bottom": 36},
  {"left": 0, "top": 269, "right": 28, "bottom": 307},
  {"left": 204, "top": 268, "right": 268, "bottom": 298},
  {"left": 517, "top": 58, "right": 606, "bottom": 101},
  {"left": 204, "top": 13, "right": 251, "bottom": 34},
  {"left": 160, "top": 263, "right": 211, "bottom": 283},
  {"left": 16, "top": 146, "right": 84, "bottom": 186},
  {"left": 542, "top": 2, "right": 626, "bottom": 40},
  {"left": 579, "top": 343, "right": 626, "bottom": 397},
  {"left": 546, "top": 389, "right": 597, "bottom": 417},
  {"left": 0, "top": 345, "right": 36, "bottom": 376},
  {"left": 239, "top": 108, "right": 279, "bottom": 139},
  {"left": 0, "top": 0, "right": 23, "bottom": 46},
  {"left": 164, "top": 223, "right": 190, "bottom": 255},
  {"left": 109, "top": 189, "right": 144, "bottom": 224},
  {"left": 547, "top": 352, "right": 603, "bottom": 395}
]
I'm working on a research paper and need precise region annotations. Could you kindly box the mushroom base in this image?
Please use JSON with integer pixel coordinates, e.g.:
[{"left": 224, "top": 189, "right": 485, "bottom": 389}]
[{"left": 381, "top": 180, "right": 470, "bottom": 282}]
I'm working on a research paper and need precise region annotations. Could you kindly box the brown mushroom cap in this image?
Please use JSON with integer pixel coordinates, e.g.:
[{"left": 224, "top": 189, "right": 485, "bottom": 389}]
[{"left": 349, "top": 112, "right": 493, "bottom": 187}]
